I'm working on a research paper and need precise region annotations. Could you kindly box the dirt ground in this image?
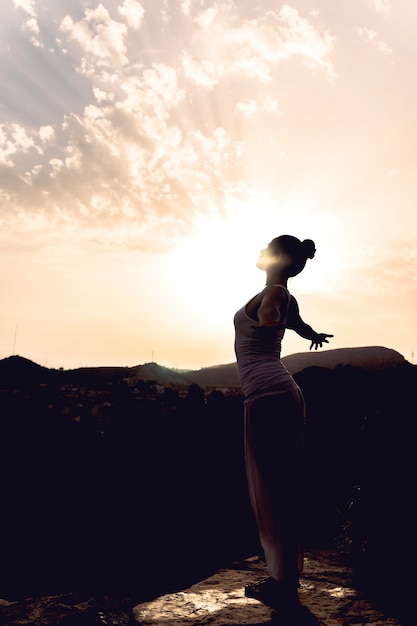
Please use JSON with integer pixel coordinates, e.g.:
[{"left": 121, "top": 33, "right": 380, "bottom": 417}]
[
  {"left": 0, "top": 551, "right": 405, "bottom": 626},
  {"left": 132, "top": 551, "right": 404, "bottom": 626}
]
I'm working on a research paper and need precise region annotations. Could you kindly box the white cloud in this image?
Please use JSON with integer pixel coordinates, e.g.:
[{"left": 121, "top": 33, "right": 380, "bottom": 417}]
[
  {"left": 194, "top": 6, "right": 220, "bottom": 31},
  {"left": 60, "top": 5, "right": 129, "bottom": 68},
  {"left": 22, "top": 16, "right": 42, "bottom": 47},
  {"left": 263, "top": 95, "right": 279, "bottom": 113},
  {"left": 278, "top": 5, "right": 336, "bottom": 77},
  {"left": 116, "top": 64, "right": 185, "bottom": 125},
  {"left": 12, "top": 0, "right": 42, "bottom": 47},
  {"left": 183, "top": 3, "right": 336, "bottom": 87},
  {"left": 0, "top": 123, "right": 38, "bottom": 166},
  {"left": 49, "top": 158, "right": 64, "bottom": 177},
  {"left": 38, "top": 126, "right": 55, "bottom": 143},
  {"left": 118, "top": 0, "right": 145, "bottom": 31},
  {"left": 367, "top": 0, "right": 392, "bottom": 16},
  {"left": 236, "top": 96, "right": 280, "bottom": 118},
  {"left": 181, "top": 52, "right": 218, "bottom": 89},
  {"left": 0, "top": 1, "right": 337, "bottom": 254},
  {"left": 377, "top": 39, "right": 391, "bottom": 53},
  {"left": 357, "top": 26, "right": 392, "bottom": 54},
  {"left": 0, "top": 36, "right": 245, "bottom": 250},
  {"left": 12, "top": 0, "right": 36, "bottom": 17},
  {"left": 180, "top": 0, "right": 193, "bottom": 17},
  {"left": 236, "top": 100, "right": 259, "bottom": 118}
]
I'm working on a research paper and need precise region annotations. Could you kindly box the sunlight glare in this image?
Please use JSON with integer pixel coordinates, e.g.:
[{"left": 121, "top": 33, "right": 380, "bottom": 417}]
[
  {"left": 166, "top": 197, "right": 344, "bottom": 329},
  {"left": 165, "top": 198, "right": 279, "bottom": 326}
]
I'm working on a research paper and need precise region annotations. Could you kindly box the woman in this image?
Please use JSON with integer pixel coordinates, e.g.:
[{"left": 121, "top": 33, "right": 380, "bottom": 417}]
[{"left": 234, "top": 235, "right": 333, "bottom": 622}]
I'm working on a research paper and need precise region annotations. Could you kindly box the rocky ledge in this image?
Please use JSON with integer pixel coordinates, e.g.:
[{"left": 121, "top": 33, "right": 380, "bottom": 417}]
[{"left": 0, "top": 551, "right": 405, "bottom": 626}]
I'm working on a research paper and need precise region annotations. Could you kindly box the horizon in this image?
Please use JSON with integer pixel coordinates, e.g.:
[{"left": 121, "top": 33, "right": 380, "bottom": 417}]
[
  {"left": 2, "top": 344, "right": 410, "bottom": 373},
  {"left": 1, "top": 1, "right": 416, "bottom": 370}
]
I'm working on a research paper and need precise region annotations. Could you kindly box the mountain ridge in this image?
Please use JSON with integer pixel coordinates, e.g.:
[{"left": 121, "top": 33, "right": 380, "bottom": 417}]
[{"left": 0, "top": 346, "right": 407, "bottom": 389}]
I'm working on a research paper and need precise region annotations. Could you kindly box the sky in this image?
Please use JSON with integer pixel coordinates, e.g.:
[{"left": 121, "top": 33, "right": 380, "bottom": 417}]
[{"left": 1, "top": 0, "right": 417, "bottom": 370}]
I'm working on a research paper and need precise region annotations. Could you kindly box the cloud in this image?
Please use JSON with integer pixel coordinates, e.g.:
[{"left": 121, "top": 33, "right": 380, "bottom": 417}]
[
  {"left": 356, "top": 26, "right": 392, "bottom": 54},
  {"left": 0, "top": 1, "right": 347, "bottom": 256},
  {"left": 12, "top": 0, "right": 42, "bottom": 47},
  {"left": 22, "top": 16, "right": 42, "bottom": 47},
  {"left": 60, "top": 4, "right": 129, "bottom": 68},
  {"left": 12, "top": 0, "right": 36, "bottom": 17},
  {"left": 118, "top": 0, "right": 145, "bottom": 30},
  {"left": 0, "top": 52, "right": 245, "bottom": 253},
  {"left": 367, "top": 0, "right": 392, "bottom": 16},
  {"left": 39, "top": 126, "right": 55, "bottom": 143},
  {"left": 180, "top": 0, "right": 193, "bottom": 17},
  {"left": 277, "top": 5, "right": 336, "bottom": 76},
  {"left": 236, "top": 100, "right": 259, "bottom": 118},
  {"left": 194, "top": 5, "right": 220, "bottom": 31},
  {"left": 0, "top": 123, "right": 40, "bottom": 166},
  {"left": 181, "top": 53, "right": 218, "bottom": 89},
  {"left": 236, "top": 96, "right": 280, "bottom": 119},
  {"left": 3, "top": 1, "right": 280, "bottom": 253},
  {"left": 183, "top": 3, "right": 336, "bottom": 86}
]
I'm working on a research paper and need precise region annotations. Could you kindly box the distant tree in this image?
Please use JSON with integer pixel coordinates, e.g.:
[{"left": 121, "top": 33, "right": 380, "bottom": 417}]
[{"left": 184, "top": 383, "right": 205, "bottom": 409}]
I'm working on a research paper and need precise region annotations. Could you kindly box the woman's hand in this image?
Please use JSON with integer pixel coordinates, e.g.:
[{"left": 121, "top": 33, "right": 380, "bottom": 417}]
[{"left": 310, "top": 333, "right": 334, "bottom": 351}]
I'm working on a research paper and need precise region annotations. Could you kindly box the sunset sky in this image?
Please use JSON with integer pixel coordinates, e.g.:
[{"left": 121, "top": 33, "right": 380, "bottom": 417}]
[{"left": 1, "top": 0, "right": 416, "bottom": 370}]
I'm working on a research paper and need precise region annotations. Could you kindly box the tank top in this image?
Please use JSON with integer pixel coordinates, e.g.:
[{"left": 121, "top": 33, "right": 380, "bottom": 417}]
[{"left": 233, "top": 284, "right": 297, "bottom": 398}]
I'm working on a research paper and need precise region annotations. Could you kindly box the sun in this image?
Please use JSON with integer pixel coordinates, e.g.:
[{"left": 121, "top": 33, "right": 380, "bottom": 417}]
[
  {"left": 164, "top": 200, "right": 275, "bottom": 327},
  {"left": 166, "top": 214, "right": 260, "bottom": 328},
  {"left": 165, "top": 196, "right": 344, "bottom": 337}
]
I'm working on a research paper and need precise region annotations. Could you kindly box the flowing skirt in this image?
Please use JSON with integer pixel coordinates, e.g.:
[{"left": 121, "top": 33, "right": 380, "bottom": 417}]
[{"left": 244, "top": 386, "right": 305, "bottom": 583}]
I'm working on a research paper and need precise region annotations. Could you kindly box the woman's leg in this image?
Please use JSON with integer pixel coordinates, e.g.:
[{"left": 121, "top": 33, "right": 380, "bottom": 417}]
[{"left": 244, "top": 389, "right": 305, "bottom": 584}]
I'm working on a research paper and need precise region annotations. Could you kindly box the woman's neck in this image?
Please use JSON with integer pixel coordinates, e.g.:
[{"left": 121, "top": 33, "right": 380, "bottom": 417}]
[{"left": 265, "top": 268, "right": 288, "bottom": 288}]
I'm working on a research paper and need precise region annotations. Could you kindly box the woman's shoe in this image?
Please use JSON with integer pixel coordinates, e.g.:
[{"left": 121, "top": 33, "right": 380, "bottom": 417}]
[{"left": 244, "top": 577, "right": 299, "bottom": 610}]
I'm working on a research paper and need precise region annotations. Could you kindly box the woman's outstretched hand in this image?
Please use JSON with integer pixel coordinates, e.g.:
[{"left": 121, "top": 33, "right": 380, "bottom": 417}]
[{"left": 310, "top": 333, "right": 334, "bottom": 351}]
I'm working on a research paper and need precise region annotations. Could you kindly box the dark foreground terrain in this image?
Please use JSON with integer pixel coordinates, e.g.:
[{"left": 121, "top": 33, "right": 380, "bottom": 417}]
[
  {"left": 0, "top": 551, "right": 406, "bottom": 625},
  {"left": 0, "top": 354, "right": 416, "bottom": 624}
]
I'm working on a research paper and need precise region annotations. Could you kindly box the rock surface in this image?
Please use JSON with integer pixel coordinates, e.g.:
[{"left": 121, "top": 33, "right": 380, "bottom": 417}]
[
  {"left": 132, "top": 552, "right": 405, "bottom": 625},
  {"left": 0, "top": 554, "right": 406, "bottom": 626}
]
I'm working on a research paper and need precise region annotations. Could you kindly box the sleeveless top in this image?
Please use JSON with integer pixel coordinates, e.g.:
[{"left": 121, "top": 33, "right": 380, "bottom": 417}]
[{"left": 233, "top": 284, "right": 297, "bottom": 398}]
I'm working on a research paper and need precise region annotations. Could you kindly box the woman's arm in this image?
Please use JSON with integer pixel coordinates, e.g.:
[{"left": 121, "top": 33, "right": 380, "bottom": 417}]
[
  {"left": 287, "top": 296, "right": 333, "bottom": 350},
  {"left": 257, "top": 287, "right": 288, "bottom": 327}
]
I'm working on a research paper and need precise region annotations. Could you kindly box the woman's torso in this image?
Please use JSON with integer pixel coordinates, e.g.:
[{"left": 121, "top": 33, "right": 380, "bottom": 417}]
[{"left": 234, "top": 284, "right": 297, "bottom": 398}]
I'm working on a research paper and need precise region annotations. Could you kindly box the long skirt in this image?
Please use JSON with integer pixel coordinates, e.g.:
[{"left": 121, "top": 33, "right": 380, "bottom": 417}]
[{"left": 244, "top": 387, "right": 305, "bottom": 583}]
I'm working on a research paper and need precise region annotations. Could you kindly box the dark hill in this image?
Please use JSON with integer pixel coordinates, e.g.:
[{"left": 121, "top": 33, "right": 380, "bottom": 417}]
[
  {"left": 0, "top": 355, "right": 54, "bottom": 387},
  {"left": 0, "top": 346, "right": 406, "bottom": 391},
  {"left": 184, "top": 346, "right": 405, "bottom": 388},
  {"left": 129, "top": 362, "right": 190, "bottom": 386}
]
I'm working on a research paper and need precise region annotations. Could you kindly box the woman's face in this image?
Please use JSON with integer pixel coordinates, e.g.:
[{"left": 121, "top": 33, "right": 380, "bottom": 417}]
[
  {"left": 256, "top": 241, "right": 295, "bottom": 273},
  {"left": 256, "top": 242, "right": 280, "bottom": 270}
]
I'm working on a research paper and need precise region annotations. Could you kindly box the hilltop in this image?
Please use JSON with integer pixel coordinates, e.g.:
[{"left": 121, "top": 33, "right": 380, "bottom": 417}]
[
  {"left": 0, "top": 346, "right": 406, "bottom": 390},
  {"left": 187, "top": 346, "right": 405, "bottom": 387},
  {"left": 282, "top": 345, "right": 405, "bottom": 374}
]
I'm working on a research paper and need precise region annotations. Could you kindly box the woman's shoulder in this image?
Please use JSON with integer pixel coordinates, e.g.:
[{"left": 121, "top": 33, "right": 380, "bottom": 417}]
[{"left": 264, "top": 284, "right": 291, "bottom": 301}]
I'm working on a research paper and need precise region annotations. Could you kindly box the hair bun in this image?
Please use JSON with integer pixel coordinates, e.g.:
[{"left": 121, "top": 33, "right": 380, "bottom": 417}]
[{"left": 302, "top": 239, "right": 316, "bottom": 259}]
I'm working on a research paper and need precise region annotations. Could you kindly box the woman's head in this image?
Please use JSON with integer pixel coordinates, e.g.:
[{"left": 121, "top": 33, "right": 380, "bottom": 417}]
[{"left": 257, "top": 235, "right": 316, "bottom": 277}]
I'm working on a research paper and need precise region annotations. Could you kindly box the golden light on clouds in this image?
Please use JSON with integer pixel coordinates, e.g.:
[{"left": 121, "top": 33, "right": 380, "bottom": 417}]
[{"left": 1, "top": 0, "right": 416, "bottom": 368}]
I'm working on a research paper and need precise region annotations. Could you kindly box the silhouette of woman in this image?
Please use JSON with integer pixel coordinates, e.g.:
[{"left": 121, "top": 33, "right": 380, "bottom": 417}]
[{"left": 234, "top": 235, "right": 333, "bottom": 622}]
